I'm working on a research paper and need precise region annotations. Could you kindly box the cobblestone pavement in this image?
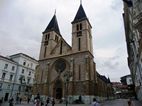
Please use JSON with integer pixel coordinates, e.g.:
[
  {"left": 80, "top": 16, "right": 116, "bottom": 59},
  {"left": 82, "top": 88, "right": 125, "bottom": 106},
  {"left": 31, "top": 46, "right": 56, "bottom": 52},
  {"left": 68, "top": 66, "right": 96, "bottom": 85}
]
[{"left": 1, "top": 99, "right": 142, "bottom": 106}]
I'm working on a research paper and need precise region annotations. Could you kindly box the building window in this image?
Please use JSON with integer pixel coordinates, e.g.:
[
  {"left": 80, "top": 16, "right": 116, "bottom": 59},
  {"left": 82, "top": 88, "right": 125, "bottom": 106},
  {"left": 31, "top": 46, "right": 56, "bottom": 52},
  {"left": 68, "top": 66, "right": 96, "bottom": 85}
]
[
  {"left": 78, "top": 38, "right": 81, "bottom": 51},
  {"left": 76, "top": 23, "right": 82, "bottom": 31},
  {"left": 23, "top": 61, "right": 26, "bottom": 66},
  {"left": 2, "top": 73, "right": 6, "bottom": 80},
  {"left": 18, "top": 86, "right": 21, "bottom": 91},
  {"left": 4, "top": 64, "right": 8, "bottom": 69},
  {"left": 76, "top": 24, "right": 79, "bottom": 31},
  {"left": 31, "top": 63, "right": 33, "bottom": 68},
  {"left": 29, "top": 71, "right": 31, "bottom": 76},
  {"left": 79, "top": 65, "right": 81, "bottom": 80},
  {"left": 80, "top": 23, "right": 82, "bottom": 30},
  {"left": 12, "top": 66, "right": 15, "bottom": 71},
  {"left": 45, "top": 34, "right": 47, "bottom": 40},
  {"left": 27, "top": 78, "right": 31, "bottom": 84},
  {"left": 7, "top": 85, "right": 10, "bottom": 89},
  {"left": 22, "top": 69, "right": 25, "bottom": 74},
  {"left": 9, "top": 75, "right": 13, "bottom": 81},
  {"left": 60, "top": 41, "right": 63, "bottom": 54},
  {"left": 55, "top": 35, "right": 58, "bottom": 42},
  {"left": 0, "top": 83, "right": 2, "bottom": 89},
  {"left": 47, "top": 34, "right": 50, "bottom": 40},
  {"left": 44, "top": 46, "right": 47, "bottom": 57}
]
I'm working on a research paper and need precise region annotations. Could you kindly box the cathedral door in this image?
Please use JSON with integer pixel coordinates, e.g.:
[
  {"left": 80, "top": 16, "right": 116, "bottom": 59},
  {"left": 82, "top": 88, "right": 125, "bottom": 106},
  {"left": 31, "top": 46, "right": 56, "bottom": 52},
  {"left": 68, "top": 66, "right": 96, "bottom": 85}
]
[{"left": 54, "top": 79, "right": 63, "bottom": 99}]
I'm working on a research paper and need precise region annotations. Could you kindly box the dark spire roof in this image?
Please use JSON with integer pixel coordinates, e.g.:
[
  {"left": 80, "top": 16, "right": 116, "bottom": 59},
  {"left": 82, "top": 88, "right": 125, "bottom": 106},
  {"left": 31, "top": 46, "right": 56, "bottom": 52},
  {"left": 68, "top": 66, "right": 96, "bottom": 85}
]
[
  {"left": 72, "top": 4, "right": 88, "bottom": 24},
  {"left": 43, "top": 14, "right": 61, "bottom": 35}
]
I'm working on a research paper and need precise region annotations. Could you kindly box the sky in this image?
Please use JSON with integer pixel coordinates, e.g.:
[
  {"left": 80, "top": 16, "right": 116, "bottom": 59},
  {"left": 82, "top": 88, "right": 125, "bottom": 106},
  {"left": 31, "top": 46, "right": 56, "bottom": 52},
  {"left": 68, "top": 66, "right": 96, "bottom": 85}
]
[{"left": 0, "top": 0, "right": 130, "bottom": 82}]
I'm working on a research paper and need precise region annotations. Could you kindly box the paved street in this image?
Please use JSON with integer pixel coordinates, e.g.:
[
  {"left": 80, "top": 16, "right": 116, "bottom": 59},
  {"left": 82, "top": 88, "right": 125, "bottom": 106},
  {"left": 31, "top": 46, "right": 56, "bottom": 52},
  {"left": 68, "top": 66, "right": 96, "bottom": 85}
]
[{"left": 1, "top": 99, "right": 142, "bottom": 106}]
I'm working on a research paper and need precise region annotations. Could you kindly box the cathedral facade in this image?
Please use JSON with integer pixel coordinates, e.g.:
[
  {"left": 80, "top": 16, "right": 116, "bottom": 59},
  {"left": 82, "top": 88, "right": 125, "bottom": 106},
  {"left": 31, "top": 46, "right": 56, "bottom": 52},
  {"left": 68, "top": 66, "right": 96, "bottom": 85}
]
[{"left": 33, "top": 4, "right": 102, "bottom": 103}]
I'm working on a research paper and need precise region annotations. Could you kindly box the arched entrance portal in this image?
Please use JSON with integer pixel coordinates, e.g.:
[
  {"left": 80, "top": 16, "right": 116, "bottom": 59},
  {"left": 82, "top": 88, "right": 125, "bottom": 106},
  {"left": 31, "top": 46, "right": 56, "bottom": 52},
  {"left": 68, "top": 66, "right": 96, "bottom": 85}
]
[{"left": 54, "top": 79, "right": 63, "bottom": 99}]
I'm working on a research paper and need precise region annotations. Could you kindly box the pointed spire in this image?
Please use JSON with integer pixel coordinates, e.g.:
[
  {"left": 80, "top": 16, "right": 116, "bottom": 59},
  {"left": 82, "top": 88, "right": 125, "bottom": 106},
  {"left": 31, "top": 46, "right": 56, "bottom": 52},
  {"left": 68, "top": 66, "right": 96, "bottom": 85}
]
[
  {"left": 72, "top": 4, "right": 88, "bottom": 24},
  {"left": 43, "top": 13, "right": 61, "bottom": 35}
]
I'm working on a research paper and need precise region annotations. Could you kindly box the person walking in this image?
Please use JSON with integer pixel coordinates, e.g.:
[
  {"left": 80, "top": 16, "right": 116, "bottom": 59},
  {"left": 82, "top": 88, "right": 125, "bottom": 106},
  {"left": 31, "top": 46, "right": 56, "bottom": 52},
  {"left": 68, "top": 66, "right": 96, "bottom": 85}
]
[
  {"left": 91, "top": 98, "right": 100, "bottom": 106},
  {"left": 27, "top": 97, "right": 30, "bottom": 104},
  {"left": 51, "top": 98, "right": 55, "bottom": 106},
  {"left": 19, "top": 97, "right": 22, "bottom": 104},
  {"left": 9, "top": 97, "right": 14, "bottom": 106},
  {"left": 45, "top": 97, "right": 50, "bottom": 106}
]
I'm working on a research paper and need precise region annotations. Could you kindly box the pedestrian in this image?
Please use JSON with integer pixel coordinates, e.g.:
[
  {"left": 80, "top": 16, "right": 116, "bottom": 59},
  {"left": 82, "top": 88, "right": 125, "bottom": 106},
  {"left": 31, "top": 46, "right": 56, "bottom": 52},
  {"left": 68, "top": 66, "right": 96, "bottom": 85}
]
[
  {"left": 19, "top": 97, "right": 22, "bottom": 104},
  {"left": 91, "top": 98, "right": 100, "bottom": 106},
  {"left": 51, "top": 98, "right": 55, "bottom": 106},
  {"left": 128, "top": 99, "right": 133, "bottom": 106},
  {"left": 9, "top": 97, "right": 14, "bottom": 106},
  {"left": 45, "top": 97, "right": 50, "bottom": 106},
  {"left": 0, "top": 98, "right": 2, "bottom": 106},
  {"left": 34, "top": 99, "right": 40, "bottom": 106},
  {"left": 27, "top": 97, "right": 30, "bottom": 104}
]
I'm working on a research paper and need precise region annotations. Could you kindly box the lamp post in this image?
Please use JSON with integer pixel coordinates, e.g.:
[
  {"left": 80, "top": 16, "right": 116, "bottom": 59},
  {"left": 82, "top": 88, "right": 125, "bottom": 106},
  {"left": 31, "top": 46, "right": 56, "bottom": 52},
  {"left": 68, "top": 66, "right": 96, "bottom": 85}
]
[{"left": 63, "top": 70, "right": 72, "bottom": 106}]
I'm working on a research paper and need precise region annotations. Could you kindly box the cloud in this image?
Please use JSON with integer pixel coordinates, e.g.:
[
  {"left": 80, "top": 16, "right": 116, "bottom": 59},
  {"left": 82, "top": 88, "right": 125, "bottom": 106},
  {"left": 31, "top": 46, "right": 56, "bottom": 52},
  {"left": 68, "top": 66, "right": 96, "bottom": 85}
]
[{"left": 0, "top": 0, "right": 130, "bottom": 82}]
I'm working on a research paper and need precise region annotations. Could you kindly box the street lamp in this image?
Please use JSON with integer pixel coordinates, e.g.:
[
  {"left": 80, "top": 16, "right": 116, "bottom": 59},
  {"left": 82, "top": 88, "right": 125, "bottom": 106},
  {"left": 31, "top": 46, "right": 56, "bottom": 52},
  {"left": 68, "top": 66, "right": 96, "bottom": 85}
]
[{"left": 63, "top": 70, "right": 72, "bottom": 106}]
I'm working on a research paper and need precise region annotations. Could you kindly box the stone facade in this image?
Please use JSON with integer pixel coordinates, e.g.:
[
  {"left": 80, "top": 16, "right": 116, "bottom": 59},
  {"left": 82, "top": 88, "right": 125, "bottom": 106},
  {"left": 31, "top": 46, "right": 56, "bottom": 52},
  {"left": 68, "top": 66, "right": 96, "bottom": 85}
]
[
  {"left": 123, "top": 0, "right": 142, "bottom": 100},
  {"left": 33, "top": 4, "right": 113, "bottom": 103}
]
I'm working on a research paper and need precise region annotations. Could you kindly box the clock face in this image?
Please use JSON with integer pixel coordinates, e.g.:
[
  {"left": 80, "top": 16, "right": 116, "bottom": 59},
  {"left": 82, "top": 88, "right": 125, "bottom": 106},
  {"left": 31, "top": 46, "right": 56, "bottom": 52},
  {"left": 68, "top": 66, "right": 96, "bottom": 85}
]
[{"left": 55, "top": 59, "right": 66, "bottom": 73}]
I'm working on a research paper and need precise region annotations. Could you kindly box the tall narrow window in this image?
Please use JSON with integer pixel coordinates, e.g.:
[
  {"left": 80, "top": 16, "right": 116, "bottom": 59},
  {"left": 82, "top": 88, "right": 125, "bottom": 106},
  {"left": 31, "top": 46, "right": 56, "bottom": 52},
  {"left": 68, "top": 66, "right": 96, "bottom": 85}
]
[
  {"left": 60, "top": 41, "right": 63, "bottom": 54},
  {"left": 45, "top": 35, "right": 47, "bottom": 40},
  {"left": 12, "top": 66, "right": 15, "bottom": 71},
  {"left": 47, "top": 34, "right": 50, "bottom": 40},
  {"left": 55, "top": 35, "right": 58, "bottom": 42},
  {"left": 80, "top": 23, "right": 82, "bottom": 30},
  {"left": 9, "top": 75, "right": 13, "bottom": 81},
  {"left": 23, "top": 61, "right": 26, "bottom": 66},
  {"left": 2, "top": 73, "right": 6, "bottom": 80},
  {"left": 4, "top": 64, "right": 8, "bottom": 69},
  {"left": 78, "top": 38, "right": 81, "bottom": 51},
  {"left": 44, "top": 46, "right": 47, "bottom": 57},
  {"left": 22, "top": 69, "right": 25, "bottom": 74},
  {"left": 79, "top": 65, "right": 81, "bottom": 80},
  {"left": 76, "top": 24, "right": 79, "bottom": 31}
]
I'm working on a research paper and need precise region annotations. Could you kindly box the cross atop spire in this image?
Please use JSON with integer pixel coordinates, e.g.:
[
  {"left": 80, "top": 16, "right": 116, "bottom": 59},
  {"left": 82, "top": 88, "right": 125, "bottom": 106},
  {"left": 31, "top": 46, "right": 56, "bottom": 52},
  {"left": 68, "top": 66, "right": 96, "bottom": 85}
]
[
  {"left": 54, "top": 9, "right": 56, "bottom": 15},
  {"left": 80, "top": 0, "right": 82, "bottom": 4}
]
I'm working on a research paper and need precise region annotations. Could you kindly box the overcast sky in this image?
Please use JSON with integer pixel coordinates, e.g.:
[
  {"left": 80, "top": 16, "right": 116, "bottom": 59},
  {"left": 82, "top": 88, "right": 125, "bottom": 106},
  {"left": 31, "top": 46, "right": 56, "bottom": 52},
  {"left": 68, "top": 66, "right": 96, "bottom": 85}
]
[{"left": 0, "top": 0, "right": 130, "bottom": 82}]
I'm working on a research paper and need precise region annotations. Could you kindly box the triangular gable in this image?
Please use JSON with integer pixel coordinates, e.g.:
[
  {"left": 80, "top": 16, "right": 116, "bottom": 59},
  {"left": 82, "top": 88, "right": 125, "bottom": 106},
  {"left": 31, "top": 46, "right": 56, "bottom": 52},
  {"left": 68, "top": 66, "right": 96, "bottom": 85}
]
[{"left": 50, "top": 38, "right": 72, "bottom": 55}]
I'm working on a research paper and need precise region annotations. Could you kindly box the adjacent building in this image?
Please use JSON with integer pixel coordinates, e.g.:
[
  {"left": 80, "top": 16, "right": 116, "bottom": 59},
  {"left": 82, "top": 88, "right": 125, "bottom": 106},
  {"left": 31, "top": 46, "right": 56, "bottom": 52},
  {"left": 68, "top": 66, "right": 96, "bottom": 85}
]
[
  {"left": 120, "top": 75, "right": 135, "bottom": 98},
  {"left": 123, "top": 0, "right": 142, "bottom": 100},
  {"left": 0, "top": 53, "right": 38, "bottom": 101},
  {"left": 33, "top": 4, "right": 113, "bottom": 103}
]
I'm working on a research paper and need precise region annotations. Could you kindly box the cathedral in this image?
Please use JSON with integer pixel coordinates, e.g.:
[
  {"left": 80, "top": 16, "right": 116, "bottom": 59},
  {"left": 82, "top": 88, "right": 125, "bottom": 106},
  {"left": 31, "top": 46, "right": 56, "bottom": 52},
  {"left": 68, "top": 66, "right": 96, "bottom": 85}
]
[{"left": 33, "top": 3, "right": 113, "bottom": 104}]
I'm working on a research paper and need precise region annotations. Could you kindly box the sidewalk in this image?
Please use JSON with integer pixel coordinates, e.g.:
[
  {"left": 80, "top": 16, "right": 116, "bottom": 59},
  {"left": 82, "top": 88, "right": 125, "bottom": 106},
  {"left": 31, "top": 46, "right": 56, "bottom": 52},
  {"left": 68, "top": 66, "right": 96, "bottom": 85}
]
[{"left": 132, "top": 100, "right": 142, "bottom": 106}]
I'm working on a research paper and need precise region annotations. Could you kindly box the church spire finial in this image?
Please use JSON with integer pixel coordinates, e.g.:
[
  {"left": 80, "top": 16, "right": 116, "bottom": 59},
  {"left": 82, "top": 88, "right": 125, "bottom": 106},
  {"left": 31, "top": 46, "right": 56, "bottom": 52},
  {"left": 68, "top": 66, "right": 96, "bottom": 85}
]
[
  {"left": 80, "top": 0, "right": 82, "bottom": 4},
  {"left": 54, "top": 9, "right": 56, "bottom": 15}
]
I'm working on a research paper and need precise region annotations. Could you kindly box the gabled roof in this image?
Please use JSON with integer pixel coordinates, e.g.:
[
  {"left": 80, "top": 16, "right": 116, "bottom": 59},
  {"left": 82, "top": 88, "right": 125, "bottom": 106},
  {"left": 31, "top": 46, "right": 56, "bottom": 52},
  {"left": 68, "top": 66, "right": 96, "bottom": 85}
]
[
  {"left": 43, "top": 14, "right": 61, "bottom": 35},
  {"left": 72, "top": 4, "right": 88, "bottom": 24}
]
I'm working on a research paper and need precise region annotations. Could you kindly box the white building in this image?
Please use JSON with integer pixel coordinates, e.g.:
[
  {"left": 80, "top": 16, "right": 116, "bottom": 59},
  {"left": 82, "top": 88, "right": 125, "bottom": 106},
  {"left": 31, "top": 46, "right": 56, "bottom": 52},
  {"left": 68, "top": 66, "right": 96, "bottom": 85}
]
[
  {"left": 0, "top": 55, "right": 17, "bottom": 101},
  {"left": 0, "top": 53, "right": 38, "bottom": 101}
]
